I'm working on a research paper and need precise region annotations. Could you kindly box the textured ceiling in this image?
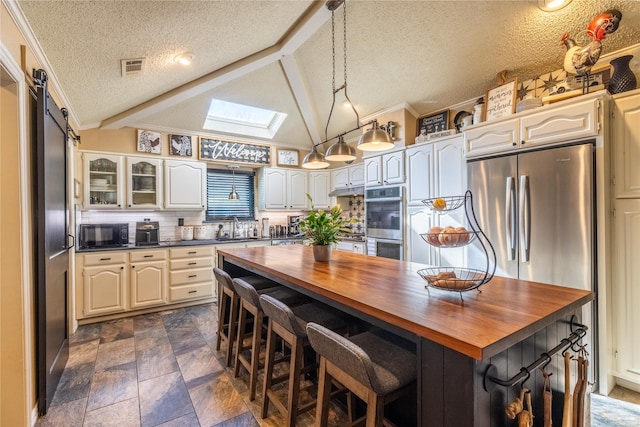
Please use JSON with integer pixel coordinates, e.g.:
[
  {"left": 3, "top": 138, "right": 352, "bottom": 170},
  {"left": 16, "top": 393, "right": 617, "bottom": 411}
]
[{"left": 15, "top": 0, "right": 640, "bottom": 150}]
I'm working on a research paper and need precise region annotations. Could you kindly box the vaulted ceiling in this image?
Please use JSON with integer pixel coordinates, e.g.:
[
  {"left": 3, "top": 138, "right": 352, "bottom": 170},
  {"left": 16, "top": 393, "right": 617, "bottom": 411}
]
[{"left": 14, "top": 0, "right": 640, "bottom": 150}]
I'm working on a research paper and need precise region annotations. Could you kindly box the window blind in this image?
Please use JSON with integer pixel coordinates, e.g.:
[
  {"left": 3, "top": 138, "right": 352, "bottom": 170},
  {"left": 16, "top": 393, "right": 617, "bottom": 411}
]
[{"left": 206, "top": 169, "right": 255, "bottom": 220}]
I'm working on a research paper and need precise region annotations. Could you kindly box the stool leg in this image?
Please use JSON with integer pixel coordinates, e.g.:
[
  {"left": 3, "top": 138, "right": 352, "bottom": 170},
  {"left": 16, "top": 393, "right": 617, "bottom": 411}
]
[
  {"left": 286, "top": 336, "right": 304, "bottom": 427},
  {"left": 215, "top": 290, "right": 228, "bottom": 351},
  {"left": 234, "top": 303, "right": 247, "bottom": 378},
  {"left": 248, "top": 310, "right": 263, "bottom": 401},
  {"left": 225, "top": 293, "right": 239, "bottom": 367},
  {"left": 315, "top": 358, "right": 332, "bottom": 427},
  {"left": 366, "top": 394, "right": 384, "bottom": 427},
  {"left": 261, "top": 319, "right": 277, "bottom": 419}
]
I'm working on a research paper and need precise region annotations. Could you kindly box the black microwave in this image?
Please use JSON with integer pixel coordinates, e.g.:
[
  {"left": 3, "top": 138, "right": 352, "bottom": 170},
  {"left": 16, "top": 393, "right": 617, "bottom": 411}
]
[{"left": 79, "top": 223, "right": 129, "bottom": 249}]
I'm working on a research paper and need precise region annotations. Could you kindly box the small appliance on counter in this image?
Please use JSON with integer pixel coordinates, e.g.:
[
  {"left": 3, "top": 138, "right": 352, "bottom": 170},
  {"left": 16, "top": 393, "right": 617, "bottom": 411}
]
[
  {"left": 287, "top": 215, "right": 302, "bottom": 235},
  {"left": 135, "top": 221, "right": 159, "bottom": 246},
  {"left": 193, "top": 225, "right": 208, "bottom": 240},
  {"left": 78, "top": 223, "right": 129, "bottom": 249},
  {"left": 179, "top": 225, "right": 194, "bottom": 241},
  {"left": 261, "top": 218, "right": 270, "bottom": 238}
]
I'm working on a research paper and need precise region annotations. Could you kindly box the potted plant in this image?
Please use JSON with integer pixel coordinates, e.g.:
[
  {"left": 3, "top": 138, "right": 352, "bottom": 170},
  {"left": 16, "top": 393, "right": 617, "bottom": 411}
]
[{"left": 299, "top": 194, "right": 356, "bottom": 261}]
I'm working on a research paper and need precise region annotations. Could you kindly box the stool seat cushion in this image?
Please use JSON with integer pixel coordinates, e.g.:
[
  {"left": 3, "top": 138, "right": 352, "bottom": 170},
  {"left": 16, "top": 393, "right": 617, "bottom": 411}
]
[
  {"left": 260, "top": 294, "right": 347, "bottom": 337},
  {"left": 306, "top": 323, "right": 416, "bottom": 396}
]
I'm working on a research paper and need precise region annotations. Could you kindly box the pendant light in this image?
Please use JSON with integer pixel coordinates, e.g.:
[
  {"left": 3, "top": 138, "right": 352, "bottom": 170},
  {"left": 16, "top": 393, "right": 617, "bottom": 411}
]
[
  {"left": 357, "top": 119, "right": 394, "bottom": 151},
  {"left": 228, "top": 165, "right": 239, "bottom": 200},
  {"left": 325, "top": 135, "right": 356, "bottom": 161},
  {"left": 302, "top": 146, "right": 330, "bottom": 169}
]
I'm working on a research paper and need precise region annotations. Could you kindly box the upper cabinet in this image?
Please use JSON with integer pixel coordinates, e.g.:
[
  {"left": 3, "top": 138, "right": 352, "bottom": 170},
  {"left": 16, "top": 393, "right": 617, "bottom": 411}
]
[
  {"left": 612, "top": 91, "right": 640, "bottom": 198},
  {"left": 259, "top": 167, "right": 309, "bottom": 210},
  {"left": 364, "top": 151, "right": 405, "bottom": 187},
  {"left": 465, "top": 97, "right": 601, "bottom": 159},
  {"left": 127, "top": 157, "right": 163, "bottom": 209},
  {"left": 164, "top": 159, "right": 206, "bottom": 210},
  {"left": 308, "top": 171, "right": 331, "bottom": 209},
  {"left": 83, "top": 152, "right": 125, "bottom": 209},
  {"left": 406, "top": 143, "right": 434, "bottom": 204},
  {"left": 330, "top": 164, "right": 364, "bottom": 190}
]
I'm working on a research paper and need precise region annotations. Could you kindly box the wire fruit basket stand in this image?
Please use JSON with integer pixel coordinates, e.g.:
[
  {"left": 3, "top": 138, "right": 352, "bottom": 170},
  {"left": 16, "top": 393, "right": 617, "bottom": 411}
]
[{"left": 417, "top": 190, "right": 496, "bottom": 300}]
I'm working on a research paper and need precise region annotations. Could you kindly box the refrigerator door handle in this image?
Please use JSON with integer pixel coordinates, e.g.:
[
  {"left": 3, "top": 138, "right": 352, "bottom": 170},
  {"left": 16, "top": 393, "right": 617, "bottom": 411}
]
[
  {"left": 505, "top": 177, "right": 516, "bottom": 261},
  {"left": 519, "top": 175, "right": 531, "bottom": 263}
]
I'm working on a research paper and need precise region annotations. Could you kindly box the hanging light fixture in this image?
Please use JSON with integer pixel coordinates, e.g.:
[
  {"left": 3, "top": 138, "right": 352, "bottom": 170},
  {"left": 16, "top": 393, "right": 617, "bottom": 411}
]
[
  {"left": 228, "top": 165, "right": 240, "bottom": 200},
  {"left": 357, "top": 119, "right": 394, "bottom": 151},
  {"left": 302, "top": 0, "right": 393, "bottom": 169},
  {"left": 302, "top": 146, "right": 330, "bottom": 169}
]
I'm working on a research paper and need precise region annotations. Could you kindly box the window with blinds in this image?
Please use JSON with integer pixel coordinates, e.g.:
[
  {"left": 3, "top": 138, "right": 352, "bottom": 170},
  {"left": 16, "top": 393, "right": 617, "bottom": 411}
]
[{"left": 206, "top": 169, "right": 255, "bottom": 220}]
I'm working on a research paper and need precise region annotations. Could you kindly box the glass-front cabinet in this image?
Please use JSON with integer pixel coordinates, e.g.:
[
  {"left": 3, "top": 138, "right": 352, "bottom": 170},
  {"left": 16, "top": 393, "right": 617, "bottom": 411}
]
[
  {"left": 83, "top": 152, "right": 125, "bottom": 209},
  {"left": 127, "top": 157, "right": 162, "bottom": 209}
]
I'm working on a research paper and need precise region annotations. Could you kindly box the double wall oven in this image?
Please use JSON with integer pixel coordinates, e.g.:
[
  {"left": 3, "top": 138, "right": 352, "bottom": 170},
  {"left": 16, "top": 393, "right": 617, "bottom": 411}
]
[{"left": 365, "top": 186, "right": 404, "bottom": 260}]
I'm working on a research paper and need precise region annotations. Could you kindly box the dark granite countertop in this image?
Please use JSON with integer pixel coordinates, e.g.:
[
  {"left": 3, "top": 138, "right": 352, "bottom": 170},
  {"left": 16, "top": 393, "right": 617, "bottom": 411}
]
[{"left": 74, "top": 235, "right": 308, "bottom": 253}]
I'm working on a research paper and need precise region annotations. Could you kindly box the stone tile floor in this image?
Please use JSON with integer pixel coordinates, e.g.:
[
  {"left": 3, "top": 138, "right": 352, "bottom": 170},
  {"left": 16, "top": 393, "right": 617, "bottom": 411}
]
[
  {"left": 35, "top": 302, "right": 640, "bottom": 426},
  {"left": 35, "top": 303, "right": 347, "bottom": 427}
]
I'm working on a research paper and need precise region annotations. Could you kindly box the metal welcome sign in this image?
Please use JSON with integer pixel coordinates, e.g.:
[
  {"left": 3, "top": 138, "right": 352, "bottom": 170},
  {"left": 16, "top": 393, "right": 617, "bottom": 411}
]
[{"left": 199, "top": 137, "right": 271, "bottom": 165}]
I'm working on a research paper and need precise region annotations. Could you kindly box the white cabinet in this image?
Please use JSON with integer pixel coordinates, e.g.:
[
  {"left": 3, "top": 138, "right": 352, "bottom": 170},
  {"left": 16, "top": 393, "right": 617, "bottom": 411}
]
[
  {"left": 308, "top": 171, "right": 331, "bottom": 209},
  {"left": 404, "top": 135, "right": 466, "bottom": 266},
  {"left": 129, "top": 249, "right": 167, "bottom": 309},
  {"left": 127, "top": 156, "right": 163, "bottom": 209},
  {"left": 364, "top": 151, "right": 405, "bottom": 187},
  {"left": 169, "top": 246, "right": 214, "bottom": 303},
  {"left": 612, "top": 199, "right": 640, "bottom": 385},
  {"left": 611, "top": 91, "right": 640, "bottom": 388},
  {"left": 81, "top": 252, "right": 128, "bottom": 317},
  {"left": 164, "top": 159, "right": 206, "bottom": 209},
  {"left": 612, "top": 92, "right": 640, "bottom": 198},
  {"left": 260, "top": 168, "right": 309, "bottom": 210},
  {"left": 407, "top": 207, "right": 438, "bottom": 266},
  {"left": 465, "top": 97, "right": 600, "bottom": 158},
  {"left": 406, "top": 143, "right": 434, "bottom": 204},
  {"left": 331, "top": 164, "right": 365, "bottom": 190},
  {"left": 82, "top": 152, "right": 125, "bottom": 209}
]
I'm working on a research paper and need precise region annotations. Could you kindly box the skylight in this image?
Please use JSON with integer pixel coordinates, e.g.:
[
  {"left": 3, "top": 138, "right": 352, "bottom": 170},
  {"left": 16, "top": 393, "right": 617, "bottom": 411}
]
[{"left": 203, "top": 99, "right": 287, "bottom": 139}]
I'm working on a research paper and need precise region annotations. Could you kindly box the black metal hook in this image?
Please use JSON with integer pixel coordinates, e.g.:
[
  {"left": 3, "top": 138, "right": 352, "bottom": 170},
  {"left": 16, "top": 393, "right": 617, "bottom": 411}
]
[
  {"left": 520, "top": 367, "right": 531, "bottom": 389},
  {"left": 540, "top": 352, "right": 552, "bottom": 370}
]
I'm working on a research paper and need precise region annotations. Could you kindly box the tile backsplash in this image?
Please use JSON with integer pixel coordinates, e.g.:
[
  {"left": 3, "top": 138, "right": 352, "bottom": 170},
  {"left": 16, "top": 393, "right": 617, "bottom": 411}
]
[{"left": 78, "top": 208, "right": 306, "bottom": 243}]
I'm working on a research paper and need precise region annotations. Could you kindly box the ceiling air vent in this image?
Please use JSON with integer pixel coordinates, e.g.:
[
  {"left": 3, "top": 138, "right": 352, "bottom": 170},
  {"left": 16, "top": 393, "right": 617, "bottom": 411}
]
[{"left": 121, "top": 58, "right": 145, "bottom": 77}]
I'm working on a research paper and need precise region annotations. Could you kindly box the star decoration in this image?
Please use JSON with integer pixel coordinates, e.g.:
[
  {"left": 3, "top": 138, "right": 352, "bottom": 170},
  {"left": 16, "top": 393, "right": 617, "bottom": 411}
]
[
  {"left": 517, "top": 82, "right": 534, "bottom": 101},
  {"left": 541, "top": 73, "right": 563, "bottom": 92}
]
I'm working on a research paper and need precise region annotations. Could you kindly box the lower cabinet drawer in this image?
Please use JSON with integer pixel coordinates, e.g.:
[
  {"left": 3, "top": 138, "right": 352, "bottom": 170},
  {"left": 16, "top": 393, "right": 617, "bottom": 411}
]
[
  {"left": 170, "top": 267, "right": 213, "bottom": 286},
  {"left": 170, "top": 257, "right": 213, "bottom": 270},
  {"left": 170, "top": 282, "right": 213, "bottom": 302}
]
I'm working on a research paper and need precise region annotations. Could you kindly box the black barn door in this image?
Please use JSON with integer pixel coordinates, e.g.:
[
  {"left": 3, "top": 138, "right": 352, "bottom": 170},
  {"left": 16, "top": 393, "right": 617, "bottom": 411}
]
[{"left": 34, "top": 71, "right": 70, "bottom": 415}]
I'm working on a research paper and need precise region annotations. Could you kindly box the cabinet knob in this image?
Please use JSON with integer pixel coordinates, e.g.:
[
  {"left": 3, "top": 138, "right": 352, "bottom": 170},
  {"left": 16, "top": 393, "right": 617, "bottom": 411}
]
[
  {"left": 132, "top": 265, "right": 135, "bottom": 269},
  {"left": 120, "top": 266, "right": 124, "bottom": 270},
  {"left": 521, "top": 140, "right": 525, "bottom": 145},
  {"left": 118, "top": 204, "right": 121, "bottom": 207},
  {"left": 129, "top": 204, "right": 132, "bottom": 207},
  {"left": 512, "top": 142, "right": 517, "bottom": 146}
]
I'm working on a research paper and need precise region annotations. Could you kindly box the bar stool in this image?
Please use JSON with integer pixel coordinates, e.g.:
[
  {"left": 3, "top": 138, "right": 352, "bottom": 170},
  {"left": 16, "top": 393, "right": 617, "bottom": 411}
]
[
  {"left": 212, "top": 268, "right": 278, "bottom": 367},
  {"left": 306, "top": 322, "right": 417, "bottom": 427},
  {"left": 232, "top": 277, "right": 309, "bottom": 401},
  {"left": 259, "top": 294, "right": 349, "bottom": 426}
]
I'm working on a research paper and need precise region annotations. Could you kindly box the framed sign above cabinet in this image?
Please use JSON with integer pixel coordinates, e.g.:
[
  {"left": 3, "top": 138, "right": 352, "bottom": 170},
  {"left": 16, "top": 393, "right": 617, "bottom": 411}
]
[
  {"left": 276, "top": 149, "right": 299, "bottom": 167},
  {"left": 199, "top": 137, "right": 271, "bottom": 166}
]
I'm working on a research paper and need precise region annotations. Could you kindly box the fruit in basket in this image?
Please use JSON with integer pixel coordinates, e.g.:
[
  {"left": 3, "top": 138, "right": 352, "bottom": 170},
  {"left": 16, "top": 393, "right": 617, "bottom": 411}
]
[
  {"left": 426, "top": 226, "right": 442, "bottom": 246},
  {"left": 456, "top": 226, "right": 470, "bottom": 244},
  {"left": 438, "top": 226, "right": 460, "bottom": 246},
  {"left": 432, "top": 197, "right": 447, "bottom": 211}
]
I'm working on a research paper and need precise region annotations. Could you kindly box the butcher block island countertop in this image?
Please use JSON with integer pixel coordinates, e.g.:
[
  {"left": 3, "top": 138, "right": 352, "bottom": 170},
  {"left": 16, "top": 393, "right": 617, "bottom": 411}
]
[{"left": 217, "top": 245, "right": 592, "bottom": 361}]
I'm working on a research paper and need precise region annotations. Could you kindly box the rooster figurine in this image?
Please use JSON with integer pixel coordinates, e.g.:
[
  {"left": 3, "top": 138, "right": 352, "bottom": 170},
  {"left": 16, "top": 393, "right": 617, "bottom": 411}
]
[{"left": 561, "top": 9, "right": 622, "bottom": 90}]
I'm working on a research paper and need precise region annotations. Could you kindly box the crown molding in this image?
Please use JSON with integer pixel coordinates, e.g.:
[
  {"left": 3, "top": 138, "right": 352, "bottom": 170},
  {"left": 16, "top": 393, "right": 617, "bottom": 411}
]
[{"left": 3, "top": 0, "right": 80, "bottom": 129}]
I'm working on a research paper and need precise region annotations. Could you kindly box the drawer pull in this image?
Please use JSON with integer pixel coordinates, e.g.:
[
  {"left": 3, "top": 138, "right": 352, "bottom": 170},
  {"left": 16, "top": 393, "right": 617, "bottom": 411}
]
[
  {"left": 100, "top": 257, "right": 111, "bottom": 261},
  {"left": 188, "top": 262, "right": 197, "bottom": 265},
  {"left": 188, "top": 274, "right": 197, "bottom": 278},
  {"left": 188, "top": 290, "right": 197, "bottom": 294},
  {"left": 144, "top": 255, "right": 154, "bottom": 258},
  {"left": 188, "top": 251, "right": 197, "bottom": 254}
]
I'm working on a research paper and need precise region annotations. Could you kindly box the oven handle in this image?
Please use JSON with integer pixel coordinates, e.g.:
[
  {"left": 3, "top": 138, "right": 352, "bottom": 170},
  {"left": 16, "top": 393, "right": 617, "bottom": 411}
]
[{"left": 365, "top": 197, "right": 403, "bottom": 203}]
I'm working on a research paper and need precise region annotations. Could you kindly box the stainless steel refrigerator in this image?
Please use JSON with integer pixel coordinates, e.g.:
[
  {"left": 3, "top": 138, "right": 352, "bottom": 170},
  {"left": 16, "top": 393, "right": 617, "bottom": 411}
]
[{"left": 468, "top": 142, "right": 594, "bottom": 290}]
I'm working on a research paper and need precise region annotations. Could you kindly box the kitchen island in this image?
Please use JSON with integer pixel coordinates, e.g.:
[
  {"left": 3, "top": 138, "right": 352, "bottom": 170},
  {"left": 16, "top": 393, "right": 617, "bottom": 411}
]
[{"left": 218, "top": 245, "right": 593, "bottom": 426}]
